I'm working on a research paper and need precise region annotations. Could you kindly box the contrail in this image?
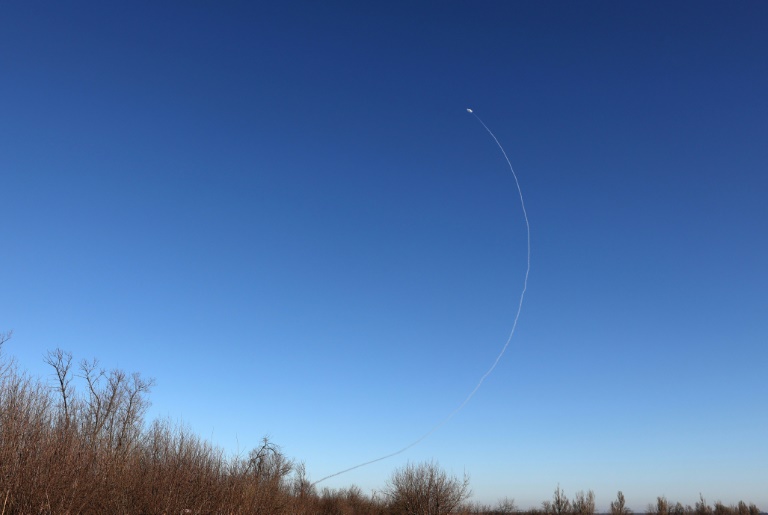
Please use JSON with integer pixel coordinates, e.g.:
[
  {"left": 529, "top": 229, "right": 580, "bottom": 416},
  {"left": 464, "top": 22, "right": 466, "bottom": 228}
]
[{"left": 312, "top": 108, "right": 531, "bottom": 486}]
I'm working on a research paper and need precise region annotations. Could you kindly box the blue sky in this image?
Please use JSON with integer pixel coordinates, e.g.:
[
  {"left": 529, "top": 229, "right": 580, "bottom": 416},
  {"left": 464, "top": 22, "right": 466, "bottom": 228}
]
[{"left": 2, "top": 1, "right": 767, "bottom": 509}]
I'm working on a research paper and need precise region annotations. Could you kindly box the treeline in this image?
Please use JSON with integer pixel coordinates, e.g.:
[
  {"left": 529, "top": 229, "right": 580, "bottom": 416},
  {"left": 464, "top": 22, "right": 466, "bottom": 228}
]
[
  {"left": 509, "top": 488, "right": 762, "bottom": 515},
  {"left": 0, "top": 333, "right": 762, "bottom": 514}
]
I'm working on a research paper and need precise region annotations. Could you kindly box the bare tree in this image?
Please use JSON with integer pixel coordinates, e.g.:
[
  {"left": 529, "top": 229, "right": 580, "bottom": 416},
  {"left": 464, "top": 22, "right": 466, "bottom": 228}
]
[
  {"left": 245, "top": 437, "right": 294, "bottom": 514},
  {"left": 647, "top": 497, "right": 669, "bottom": 515},
  {"left": 115, "top": 371, "right": 154, "bottom": 451},
  {"left": 573, "top": 491, "right": 595, "bottom": 515},
  {"left": 77, "top": 358, "right": 154, "bottom": 451},
  {"left": 385, "top": 460, "right": 472, "bottom": 515},
  {"left": 543, "top": 485, "right": 571, "bottom": 515},
  {"left": 0, "top": 330, "right": 14, "bottom": 376},
  {"left": 44, "top": 348, "right": 74, "bottom": 425},
  {"left": 695, "top": 495, "right": 713, "bottom": 515},
  {"left": 611, "top": 491, "right": 633, "bottom": 515},
  {"left": 247, "top": 437, "right": 293, "bottom": 483}
]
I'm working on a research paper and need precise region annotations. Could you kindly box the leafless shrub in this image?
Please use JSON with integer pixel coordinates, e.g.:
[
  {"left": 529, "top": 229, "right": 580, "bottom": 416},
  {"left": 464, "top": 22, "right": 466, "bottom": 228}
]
[
  {"left": 313, "top": 484, "right": 388, "bottom": 515},
  {"left": 385, "top": 460, "right": 472, "bottom": 515},
  {"left": 460, "top": 502, "right": 494, "bottom": 514},
  {"left": 670, "top": 502, "right": 686, "bottom": 515},
  {"left": 0, "top": 343, "right": 301, "bottom": 513},
  {"left": 0, "top": 354, "right": 57, "bottom": 512},
  {"left": 496, "top": 497, "right": 518, "bottom": 514},
  {"left": 460, "top": 497, "right": 517, "bottom": 515},
  {"left": 289, "top": 461, "right": 318, "bottom": 514},
  {"left": 713, "top": 501, "right": 732, "bottom": 515}
]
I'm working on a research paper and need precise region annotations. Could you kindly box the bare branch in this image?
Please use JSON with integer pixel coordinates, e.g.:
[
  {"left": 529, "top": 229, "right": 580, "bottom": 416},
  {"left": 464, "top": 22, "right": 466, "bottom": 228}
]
[{"left": 44, "top": 348, "right": 74, "bottom": 424}]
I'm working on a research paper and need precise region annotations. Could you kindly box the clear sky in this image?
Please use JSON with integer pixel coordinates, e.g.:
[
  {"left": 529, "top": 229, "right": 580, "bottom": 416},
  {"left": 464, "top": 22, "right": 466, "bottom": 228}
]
[{"left": 2, "top": 1, "right": 767, "bottom": 510}]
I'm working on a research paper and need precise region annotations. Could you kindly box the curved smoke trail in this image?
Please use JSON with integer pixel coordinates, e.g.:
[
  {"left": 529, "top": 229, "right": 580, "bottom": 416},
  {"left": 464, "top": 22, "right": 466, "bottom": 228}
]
[{"left": 312, "top": 109, "right": 531, "bottom": 486}]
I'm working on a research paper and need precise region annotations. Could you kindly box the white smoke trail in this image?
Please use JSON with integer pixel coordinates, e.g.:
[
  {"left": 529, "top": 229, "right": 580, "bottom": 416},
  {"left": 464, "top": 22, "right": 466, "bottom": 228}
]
[{"left": 312, "top": 108, "right": 531, "bottom": 485}]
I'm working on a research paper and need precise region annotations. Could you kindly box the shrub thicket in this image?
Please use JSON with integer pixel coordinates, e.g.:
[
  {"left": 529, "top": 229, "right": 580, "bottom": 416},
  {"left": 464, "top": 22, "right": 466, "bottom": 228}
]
[{"left": 0, "top": 333, "right": 762, "bottom": 514}]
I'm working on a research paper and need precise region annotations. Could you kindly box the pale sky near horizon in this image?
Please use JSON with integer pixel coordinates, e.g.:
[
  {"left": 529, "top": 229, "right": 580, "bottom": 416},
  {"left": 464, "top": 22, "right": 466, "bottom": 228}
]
[{"left": 2, "top": 1, "right": 767, "bottom": 509}]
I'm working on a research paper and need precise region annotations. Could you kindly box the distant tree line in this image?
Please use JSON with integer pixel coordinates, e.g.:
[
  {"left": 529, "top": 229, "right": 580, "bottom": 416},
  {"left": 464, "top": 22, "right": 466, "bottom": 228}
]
[
  {"left": 0, "top": 332, "right": 762, "bottom": 514},
  {"left": 644, "top": 494, "right": 760, "bottom": 515}
]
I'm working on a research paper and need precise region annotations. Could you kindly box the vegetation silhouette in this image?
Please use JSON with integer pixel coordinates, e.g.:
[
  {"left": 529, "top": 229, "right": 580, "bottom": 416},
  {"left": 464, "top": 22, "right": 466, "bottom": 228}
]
[{"left": 0, "top": 333, "right": 763, "bottom": 514}]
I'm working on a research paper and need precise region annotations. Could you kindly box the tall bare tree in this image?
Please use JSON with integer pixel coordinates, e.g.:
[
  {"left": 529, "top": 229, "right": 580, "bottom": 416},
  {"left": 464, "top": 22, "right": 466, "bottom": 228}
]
[
  {"left": 647, "top": 496, "right": 669, "bottom": 515},
  {"left": 543, "top": 485, "right": 571, "bottom": 515},
  {"left": 0, "top": 330, "right": 13, "bottom": 376},
  {"left": 611, "top": 491, "right": 633, "bottom": 515},
  {"left": 77, "top": 358, "right": 154, "bottom": 451},
  {"left": 44, "top": 348, "right": 74, "bottom": 426},
  {"left": 695, "top": 495, "right": 713, "bottom": 515},
  {"left": 245, "top": 437, "right": 294, "bottom": 514}
]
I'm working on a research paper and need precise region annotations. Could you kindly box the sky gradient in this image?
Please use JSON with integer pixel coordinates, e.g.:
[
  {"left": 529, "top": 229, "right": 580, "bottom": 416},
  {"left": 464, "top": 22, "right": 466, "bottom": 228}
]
[{"left": 2, "top": 1, "right": 767, "bottom": 509}]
